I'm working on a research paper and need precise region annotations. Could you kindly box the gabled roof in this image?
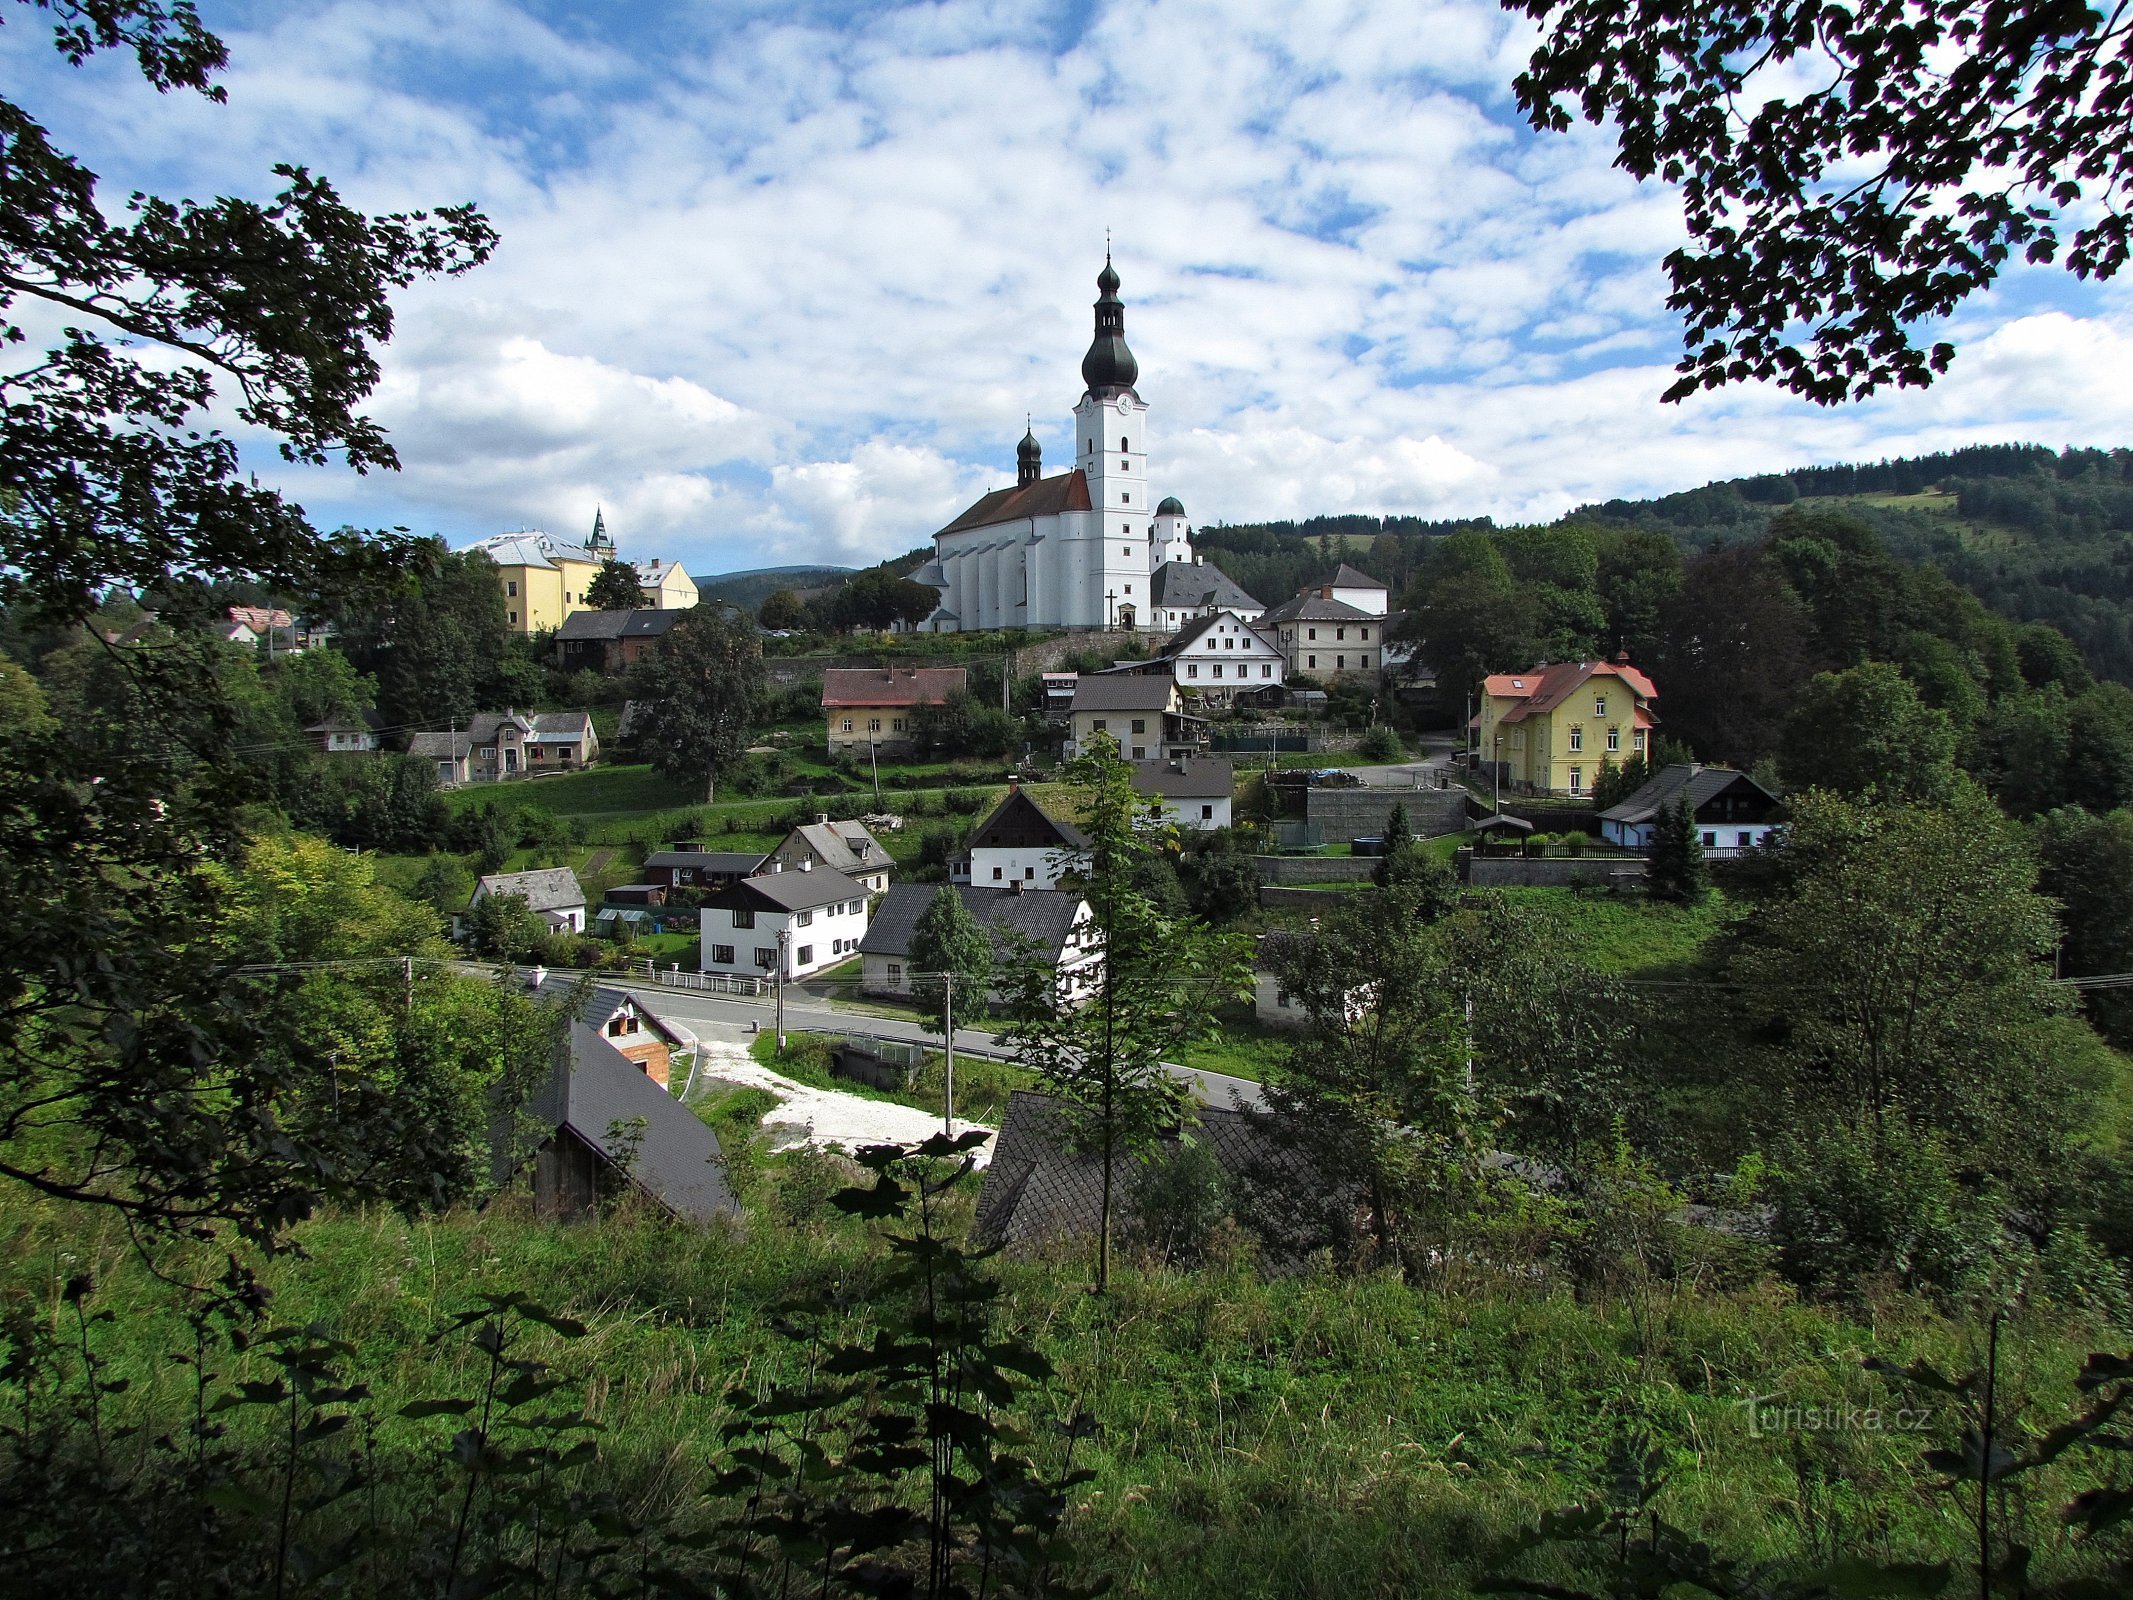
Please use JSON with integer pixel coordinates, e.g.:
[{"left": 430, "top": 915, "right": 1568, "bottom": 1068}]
[
  {"left": 474, "top": 867, "right": 586, "bottom": 913},
  {"left": 968, "top": 787, "right": 1091, "bottom": 855},
  {"left": 706, "top": 864, "right": 867, "bottom": 913},
  {"left": 303, "top": 709, "right": 383, "bottom": 734},
  {"left": 463, "top": 530, "right": 603, "bottom": 569},
  {"left": 1483, "top": 659, "right": 1659, "bottom": 723},
  {"left": 1161, "top": 610, "right": 1280, "bottom": 657},
  {"left": 554, "top": 608, "right": 689, "bottom": 641},
  {"left": 532, "top": 1021, "right": 738, "bottom": 1223},
  {"left": 1149, "top": 560, "right": 1259, "bottom": 615},
  {"left": 1131, "top": 758, "right": 1234, "bottom": 800},
  {"left": 784, "top": 820, "right": 891, "bottom": 875},
  {"left": 643, "top": 849, "right": 765, "bottom": 873},
  {"left": 1598, "top": 764, "right": 1780, "bottom": 825},
  {"left": 936, "top": 470, "right": 1093, "bottom": 537},
  {"left": 821, "top": 667, "right": 968, "bottom": 708},
  {"left": 1259, "top": 593, "right": 1375, "bottom": 626},
  {"left": 858, "top": 883, "right": 1089, "bottom": 965},
  {"left": 1069, "top": 674, "right": 1177, "bottom": 713},
  {"left": 1327, "top": 563, "right": 1388, "bottom": 591},
  {"left": 407, "top": 731, "right": 474, "bottom": 761},
  {"left": 228, "top": 605, "right": 294, "bottom": 632}
]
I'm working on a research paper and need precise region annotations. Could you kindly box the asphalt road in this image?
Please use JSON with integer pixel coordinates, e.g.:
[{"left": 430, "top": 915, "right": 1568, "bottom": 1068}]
[{"left": 613, "top": 978, "right": 1267, "bottom": 1111}]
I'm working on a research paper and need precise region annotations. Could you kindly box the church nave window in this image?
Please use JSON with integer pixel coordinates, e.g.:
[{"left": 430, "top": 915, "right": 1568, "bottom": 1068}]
[
  {"left": 1120, "top": 436, "right": 1129, "bottom": 450},
  {"left": 1120, "top": 493, "right": 1130, "bottom": 503}
]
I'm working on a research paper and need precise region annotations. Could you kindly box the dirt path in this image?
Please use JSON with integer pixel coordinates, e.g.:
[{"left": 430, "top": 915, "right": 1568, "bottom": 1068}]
[{"left": 687, "top": 1038, "right": 996, "bottom": 1164}]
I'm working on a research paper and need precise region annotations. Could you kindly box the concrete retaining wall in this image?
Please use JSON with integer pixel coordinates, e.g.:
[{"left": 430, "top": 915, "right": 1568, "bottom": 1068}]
[
  {"left": 1460, "top": 852, "right": 1647, "bottom": 889},
  {"left": 1306, "top": 787, "right": 1470, "bottom": 841}
]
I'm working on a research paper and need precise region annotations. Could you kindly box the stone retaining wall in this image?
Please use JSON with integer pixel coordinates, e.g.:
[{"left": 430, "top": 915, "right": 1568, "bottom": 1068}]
[
  {"left": 1305, "top": 787, "right": 1470, "bottom": 842},
  {"left": 1460, "top": 851, "right": 1647, "bottom": 889}
]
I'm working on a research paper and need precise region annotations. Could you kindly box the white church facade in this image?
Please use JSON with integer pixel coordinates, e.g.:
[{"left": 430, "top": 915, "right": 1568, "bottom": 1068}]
[{"left": 911, "top": 259, "right": 1240, "bottom": 635}]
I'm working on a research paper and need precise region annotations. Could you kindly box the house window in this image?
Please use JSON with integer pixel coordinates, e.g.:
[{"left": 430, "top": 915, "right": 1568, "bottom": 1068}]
[
  {"left": 1025, "top": 866, "right": 1035, "bottom": 879},
  {"left": 1261, "top": 664, "right": 1272, "bottom": 677},
  {"left": 1606, "top": 726, "right": 1620, "bottom": 751},
  {"left": 1211, "top": 664, "right": 1222, "bottom": 678},
  {"left": 754, "top": 947, "right": 776, "bottom": 969},
  {"left": 733, "top": 908, "right": 756, "bottom": 929},
  {"left": 1702, "top": 832, "right": 1717, "bottom": 849},
  {"left": 1595, "top": 695, "right": 1607, "bottom": 716},
  {"left": 1361, "top": 628, "right": 1370, "bottom": 641},
  {"left": 796, "top": 910, "right": 814, "bottom": 927},
  {"left": 1737, "top": 831, "right": 1752, "bottom": 848},
  {"left": 1187, "top": 664, "right": 1199, "bottom": 678},
  {"left": 796, "top": 945, "right": 813, "bottom": 966},
  {"left": 1570, "top": 767, "right": 1584, "bottom": 793},
  {"left": 1308, "top": 655, "right": 1317, "bottom": 669},
  {"left": 1336, "top": 656, "right": 1346, "bottom": 670},
  {"left": 1633, "top": 729, "right": 1647, "bottom": 752},
  {"left": 507, "top": 580, "right": 518, "bottom": 597},
  {"left": 993, "top": 866, "right": 1003, "bottom": 880},
  {"left": 1201, "top": 803, "right": 1214, "bottom": 819},
  {"left": 1568, "top": 726, "right": 1583, "bottom": 752},
  {"left": 711, "top": 944, "right": 735, "bottom": 965},
  {"left": 508, "top": 610, "right": 518, "bottom": 625},
  {"left": 841, "top": 718, "right": 853, "bottom": 732},
  {"left": 892, "top": 717, "right": 906, "bottom": 732},
  {"left": 868, "top": 717, "right": 882, "bottom": 732},
  {"left": 1308, "top": 628, "right": 1318, "bottom": 640},
  {"left": 1131, "top": 718, "right": 1146, "bottom": 733},
  {"left": 1123, "top": 546, "right": 1131, "bottom": 556},
  {"left": 1336, "top": 627, "right": 1346, "bottom": 641},
  {"left": 1121, "top": 493, "right": 1129, "bottom": 503},
  {"left": 1093, "top": 718, "right": 1108, "bottom": 732}
]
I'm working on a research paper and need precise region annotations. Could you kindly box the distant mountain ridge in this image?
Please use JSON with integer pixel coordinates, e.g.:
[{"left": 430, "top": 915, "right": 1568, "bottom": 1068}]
[{"left": 693, "top": 564, "right": 855, "bottom": 612}]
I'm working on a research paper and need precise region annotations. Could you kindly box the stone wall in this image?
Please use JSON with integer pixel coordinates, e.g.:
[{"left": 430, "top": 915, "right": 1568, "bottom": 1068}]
[
  {"left": 1257, "top": 886, "right": 1370, "bottom": 916},
  {"left": 1253, "top": 855, "right": 1385, "bottom": 885},
  {"left": 1460, "top": 851, "right": 1647, "bottom": 889},
  {"left": 1305, "top": 787, "right": 1470, "bottom": 841}
]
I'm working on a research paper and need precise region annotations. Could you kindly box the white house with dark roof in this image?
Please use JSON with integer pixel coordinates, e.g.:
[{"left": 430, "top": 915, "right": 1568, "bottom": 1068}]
[
  {"left": 953, "top": 787, "right": 1091, "bottom": 888},
  {"left": 698, "top": 864, "right": 870, "bottom": 980},
  {"left": 1159, "top": 610, "right": 1285, "bottom": 705},
  {"left": 1130, "top": 758, "right": 1235, "bottom": 830},
  {"left": 858, "top": 883, "right": 1100, "bottom": 1005},
  {"left": 907, "top": 258, "right": 1212, "bottom": 635},
  {"left": 465, "top": 867, "right": 588, "bottom": 935},
  {"left": 1598, "top": 764, "right": 1782, "bottom": 856},
  {"left": 1064, "top": 673, "right": 1205, "bottom": 760},
  {"left": 764, "top": 816, "right": 894, "bottom": 894}
]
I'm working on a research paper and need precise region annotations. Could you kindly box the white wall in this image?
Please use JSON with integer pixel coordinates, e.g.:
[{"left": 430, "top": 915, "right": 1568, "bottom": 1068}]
[
  {"left": 969, "top": 845, "right": 1088, "bottom": 888},
  {"left": 700, "top": 896, "right": 871, "bottom": 977},
  {"left": 1140, "top": 795, "right": 1233, "bottom": 831}
]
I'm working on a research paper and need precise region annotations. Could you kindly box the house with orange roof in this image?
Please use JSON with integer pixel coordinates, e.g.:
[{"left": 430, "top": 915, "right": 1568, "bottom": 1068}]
[
  {"left": 821, "top": 666, "right": 969, "bottom": 755},
  {"left": 1472, "top": 655, "right": 1658, "bottom": 797}
]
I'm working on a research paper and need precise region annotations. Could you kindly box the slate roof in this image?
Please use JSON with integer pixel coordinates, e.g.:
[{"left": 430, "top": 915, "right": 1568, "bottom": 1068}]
[
  {"left": 554, "top": 608, "right": 689, "bottom": 642},
  {"left": 1598, "top": 764, "right": 1780, "bottom": 826},
  {"left": 463, "top": 710, "right": 596, "bottom": 742},
  {"left": 971, "top": 1089, "right": 1324, "bottom": 1250},
  {"left": 967, "top": 788, "right": 1091, "bottom": 854},
  {"left": 1131, "top": 758, "right": 1234, "bottom": 800},
  {"left": 821, "top": 667, "right": 968, "bottom": 708},
  {"left": 303, "top": 709, "right": 383, "bottom": 734},
  {"left": 935, "top": 470, "right": 1093, "bottom": 537},
  {"left": 858, "top": 884, "right": 1088, "bottom": 965},
  {"left": 474, "top": 867, "right": 586, "bottom": 914},
  {"left": 1327, "top": 563, "right": 1388, "bottom": 591},
  {"left": 1161, "top": 610, "right": 1280, "bottom": 657},
  {"left": 1069, "top": 674, "right": 1177, "bottom": 713},
  {"left": 1150, "top": 560, "right": 1259, "bottom": 615},
  {"left": 784, "top": 820, "right": 891, "bottom": 875},
  {"left": 463, "top": 530, "right": 603, "bottom": 569},
  {"left": 533, "top": 1021, "right": 738, "bottom": 1223},
  {"left": 228, "top": 605, "right": 294, "bottom": 632},
  {"left": 706, "top": 865, "right": 867, "bottom": 913},
  {"left": 1259, "top": 593, "right": 1376, "bottom": 626},
  {"left": 407, "top": 731, "right": 474, "bottom": 761},
  {"left": 642, "top": 849, "right": 765, "bottom": 873}
]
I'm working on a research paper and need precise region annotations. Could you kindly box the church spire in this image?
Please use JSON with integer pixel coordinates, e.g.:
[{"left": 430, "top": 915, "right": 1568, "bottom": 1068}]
[
  {"left": 1080, "top": 250, "right": 1139, "bottom": 398},
  {"left": 1017, "top": 416, "right": 1042, "bottom": 487},
  {"left": 591, "top": 505, "right": 610, "bottom": 551}
]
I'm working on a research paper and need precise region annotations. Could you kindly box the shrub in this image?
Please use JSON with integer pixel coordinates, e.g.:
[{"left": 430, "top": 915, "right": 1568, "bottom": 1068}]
[{"left": 1356, "top": 725, "right": 1403, "bottom": 761}]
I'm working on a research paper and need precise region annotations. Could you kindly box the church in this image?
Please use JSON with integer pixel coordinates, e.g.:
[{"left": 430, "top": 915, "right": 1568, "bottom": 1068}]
[{"left": 909, "top": 259, "right": 1253, "bottom": 634}]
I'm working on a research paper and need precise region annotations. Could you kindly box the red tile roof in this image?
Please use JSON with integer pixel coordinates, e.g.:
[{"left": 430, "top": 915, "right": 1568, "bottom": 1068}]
[
  {"left": 1485, "top": 660, "right": 1658, "bottom": 723},
  {"left": 821, "top": 667, "right": 968, "bottom": 708},
  {"left": 936, "top": 470, "right": 1092, "bottom": 537}
]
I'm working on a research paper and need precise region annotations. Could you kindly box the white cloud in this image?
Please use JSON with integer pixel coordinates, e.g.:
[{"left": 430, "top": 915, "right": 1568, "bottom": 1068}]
[{"left": 10, "top": 0, "right": 2126, "bottom": 574}]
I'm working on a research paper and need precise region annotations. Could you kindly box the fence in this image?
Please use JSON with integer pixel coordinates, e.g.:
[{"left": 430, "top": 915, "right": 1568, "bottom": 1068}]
[{"left": 634, "top": 960, "right": 772, "bottom": 998}]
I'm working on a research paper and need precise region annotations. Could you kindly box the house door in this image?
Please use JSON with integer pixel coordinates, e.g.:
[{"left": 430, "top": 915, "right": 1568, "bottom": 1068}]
[{"left": 1117, "top": 603, "right": 1136, "bottom": 630}]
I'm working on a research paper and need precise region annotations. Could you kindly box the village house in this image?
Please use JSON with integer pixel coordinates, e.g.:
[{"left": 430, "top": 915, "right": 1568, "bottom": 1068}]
[
  {"left": 464, "top": 867, "right": 588, "bottom": 935},
  {"left": 640, "top": 843, "right": 766, "bottom": 892},
  {"left": 821, "top": 666, "right": 968, "bottom": 756},
  {"left": 1158, "top": 610, "right": 1286, "bottom": 706},
  {"left": 857, "top": 882, "right": 1101, "bottom": 1006},
  {"left": 1131, "top": 758, "right": 1235, "bottom": 830},
  {"left": 530, "top": 976, "right": 688, "bottom": 1090},
  {"left": 1472, "top": 656, "right": 1659, "bottom": 797},
  {"left": 553, "top": 608, "right": 688, "bottom": 674},
  {"left": 1598, "top": 763, "right": 1782, "bottom": 856},
  {"left": 1064, "top": 673, "right": 1205, "bottom": 760},
  {"left": 635, "top": 558, "right": 699, "bottom": 610},
  {"left": 952, "top": 787, "right": 1091, "bottom": 888},
  {"left": 699, "top": 864, "right": 870, "bottom": 981},
  {"left": 763, "top": 816, "right": 895, "bottom": 895},
  {"left": 1258, "top": 565, "right": 1389, "bottom": 684},
  {"left": 1147, "top": 558, "right": 1261, "bottom": 633},
  {"left": 305, "top": 711, "right": 382, "bottom": 754},
  {"left": 407, "top": 709, "right": 600, "bottom": 785}
]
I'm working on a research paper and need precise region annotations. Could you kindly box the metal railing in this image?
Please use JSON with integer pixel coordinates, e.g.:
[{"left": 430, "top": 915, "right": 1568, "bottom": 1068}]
[{"left": 634, "top": 959, "right": 771, "bottom": 998}]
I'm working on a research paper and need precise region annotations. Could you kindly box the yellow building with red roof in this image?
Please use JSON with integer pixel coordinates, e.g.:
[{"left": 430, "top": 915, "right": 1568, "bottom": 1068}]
[{"left": 1473, "top": 656, "right": 1658, "bottom": 796}]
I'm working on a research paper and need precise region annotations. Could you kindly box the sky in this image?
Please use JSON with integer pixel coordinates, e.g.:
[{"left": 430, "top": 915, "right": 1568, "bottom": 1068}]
[{"left": 15, "top": 0, "right": 2133, "bottom": 576}]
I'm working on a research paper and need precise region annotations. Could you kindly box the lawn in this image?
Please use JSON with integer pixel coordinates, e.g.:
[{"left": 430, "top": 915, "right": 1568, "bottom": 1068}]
[
  {"left": 749, "top": 1029, "right": 1035, "bottom": 1125},
  {"left": 1492, "top": 884, "right": 1733, "bottom": 976}
]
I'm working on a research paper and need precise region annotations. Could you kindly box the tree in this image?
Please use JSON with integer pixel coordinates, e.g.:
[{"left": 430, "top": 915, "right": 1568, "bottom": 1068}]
[
  {"left": 1508, "top": 0, "right": 2133, "bottom": 403},
  {"left": 1645, "top": 794, "right": 1709, "bottom": 903},
  {"left": 757, "top": 588, "right": 807, "bottom": 631},
  {"left": 341, "top": 545, "right": 511, "bottom": 730},
  {"left": 1780, "top": 661, "right": 1959, "bottom": 804},
  {"left": 1001, "top": 734, "right": 1250, "bottom": 1290},
  {"left": 2065, "top": 682, "right": 2133, "bottom": 814},
  {"left": 1594, "top": 529, "right": 1683, "bottom": 660},
  {"left": 908, "top": 887, "right": 994, "bottom": 1043},
  {"left": 463, "top": 891, "right": 553, "bottom": 964},
  {"left": 1398, "top": 531, "right": 1534, "bottom": 699},
  {"left": 628, "top": 606, "right": 764, "bottom": 803},
  {"left": 831, "top": 568, "right": 939, "bottom": 632},
  {"left": 1653, "top": 544, "right": 1818, "bottom": 768},
  {"left": 584, "top": 557, "right": 643, "bottom": 611},
  {"left": 0, "top": 3, "right": 494, "bottom": 1254},
  {"left": 270, "top": 645, "right": 375, "bottom": 729},
  {"left": 1590, "top": 751, "right": 1649, "bottom": 811},
  {"left": 2036, "top": 805, "right": 2133, "bottom": 1052}
]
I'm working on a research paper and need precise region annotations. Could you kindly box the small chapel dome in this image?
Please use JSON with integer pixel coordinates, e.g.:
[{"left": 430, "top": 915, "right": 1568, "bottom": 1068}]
[
  {"left": 1018, "top": 428, "right": 1041, "bottom": 462},
  {"left": 1156, "top": 495, "right": 1185, "bottom": 517}
]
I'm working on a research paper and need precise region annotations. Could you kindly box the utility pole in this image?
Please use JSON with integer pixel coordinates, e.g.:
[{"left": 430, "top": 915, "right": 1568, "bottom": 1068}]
[
  {"left": 942, "top": 971, "right": 956, "bottom": 1137},
  {"left": 869, "top": 730, "right": 881, "bottom": 809},
  {"left": 775, "top": 927, "right": 790, "bottom": 1051}
]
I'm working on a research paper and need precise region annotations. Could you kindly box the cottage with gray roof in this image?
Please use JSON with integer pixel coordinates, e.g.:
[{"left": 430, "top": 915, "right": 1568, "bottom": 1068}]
[
  {"left": 466, "top": 867, "right": 588, "bottom": 934},
  {"left": 699, "top": 862, "right": 870, "bottom": 981},
  {"left": 1130, "top": 758, "right": 1235, "bottom": 830},
  {"left": 1598, "top": 764, "right": 1782, "bottom": 857},
  {"left": 1066, "top": 673, "right": 1205, "bottom": 761},
  {"left": 857, "top": 883, "right": 1098, "bottom": 1005},
  {"left": 554, "top": 607, "right": 688, "bottom": 674},
  {"left": 764, "top": 815, "right": 894, "bottom": 894},
  {"left": 407, "top": 709, "right": 599, "bottom": 785}
]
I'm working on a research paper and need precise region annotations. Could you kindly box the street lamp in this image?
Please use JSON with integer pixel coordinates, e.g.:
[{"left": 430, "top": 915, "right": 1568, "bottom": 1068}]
[
  {"left": 775, "top": 927, "right": 791, "bottom": 1051},
  {"left": 1493, "top": 731, "right": 1504, "bottom": 816}
]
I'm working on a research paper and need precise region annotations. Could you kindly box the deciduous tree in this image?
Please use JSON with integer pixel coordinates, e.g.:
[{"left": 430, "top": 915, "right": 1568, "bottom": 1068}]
[
  {"left": 908, "top": 885, "right": 994, "bottom": 1042},
  {"left": 628, "top": 606, "right": 764, "bottom": 803},
  {"left": 584, "top": 558, "right": 643, "bottom": 611},
  {"left": 1780, "top": 661, "right": 1959, "bottom": 804}
]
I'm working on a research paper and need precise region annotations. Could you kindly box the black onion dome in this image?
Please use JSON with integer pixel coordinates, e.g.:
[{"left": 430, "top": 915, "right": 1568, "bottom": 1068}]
[
  {"left": 1018, "top": 427, "right": 1041, "bottom": 462},
  {"left": 1081, "top": 255, "right": 1139, "bottom": 395},
  {"left": 1156, "top": 495, "right": 1185, "bottom": 516}
]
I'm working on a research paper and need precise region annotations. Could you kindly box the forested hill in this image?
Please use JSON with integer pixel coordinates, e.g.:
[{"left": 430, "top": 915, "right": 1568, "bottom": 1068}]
[{"left": 1198, "top": 443, "right": 2133, "bottom": 681}]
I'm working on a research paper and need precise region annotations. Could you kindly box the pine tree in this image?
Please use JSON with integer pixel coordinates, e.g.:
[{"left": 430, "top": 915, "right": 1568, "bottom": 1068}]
[{"left": 1647, "top": 794, "right": 1709, "bottom": 902}]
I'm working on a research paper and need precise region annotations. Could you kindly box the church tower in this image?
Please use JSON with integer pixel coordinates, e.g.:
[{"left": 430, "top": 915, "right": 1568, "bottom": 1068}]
[{"left": 1072, "top": 255, "right": 1152, "bottom": 626}]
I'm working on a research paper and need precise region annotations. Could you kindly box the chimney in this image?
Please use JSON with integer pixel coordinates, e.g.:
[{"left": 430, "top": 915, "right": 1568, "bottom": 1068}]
[
  {"left": 800, "top": 858, "right": 813, "bottom": 871},
  {"left": 815, "top": 812, "right": 829, "bottom": 826}
]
